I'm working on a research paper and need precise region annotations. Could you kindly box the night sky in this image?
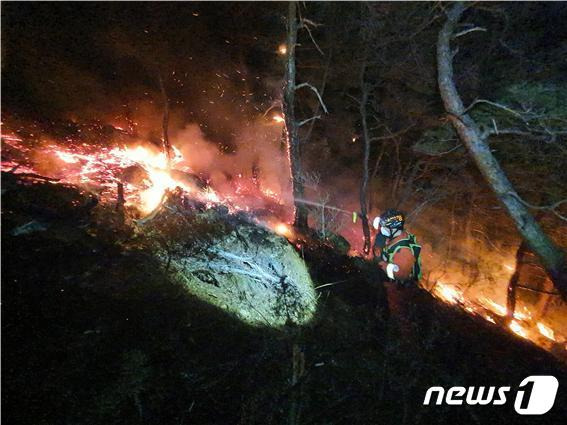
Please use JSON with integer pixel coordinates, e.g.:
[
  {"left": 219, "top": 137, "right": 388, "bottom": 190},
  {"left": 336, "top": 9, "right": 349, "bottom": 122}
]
[{"left": 2, "top": 2, "right": 287, "bottom": 145}]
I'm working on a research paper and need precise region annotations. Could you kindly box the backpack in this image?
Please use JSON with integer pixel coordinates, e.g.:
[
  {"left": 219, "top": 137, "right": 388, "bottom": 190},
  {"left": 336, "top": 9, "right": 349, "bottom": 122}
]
[{"left": 381, "top": 233, "right": 422, "bottom": 280}]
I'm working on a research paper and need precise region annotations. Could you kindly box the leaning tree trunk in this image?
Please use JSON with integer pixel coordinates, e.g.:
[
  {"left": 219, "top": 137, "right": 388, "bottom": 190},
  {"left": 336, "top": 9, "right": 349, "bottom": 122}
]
[
  {"left": 437, "top": 2, "right": 567, "bottom": 298},
  {"left": 283, "top": 1, "right": 308, "bottom": 229}
]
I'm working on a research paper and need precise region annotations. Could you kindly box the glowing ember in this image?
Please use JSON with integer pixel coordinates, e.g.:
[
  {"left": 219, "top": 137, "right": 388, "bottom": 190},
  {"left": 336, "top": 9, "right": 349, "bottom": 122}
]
[
  {"left": 479, "top": 298, "right": 507, "bottom": 316},
  {"left": 49, "top": 144, "right": 196, "bottom": 213},
  {"left": 537, "top": 322, "right": 556, "bottom": 341},
  {"left": 509, "top": 320, "right": 529, "bottom": 339},
  {"left": 2, "top": 127, "right": 290, "bottom": 220},
  {"left": 478, "top": 298, "right": 531, "bottom": 321},
  {"left": 274, "top": 222, "right": 292, "bottom": 237},
  {"left": 55, "top": 151, "right": 81, "bottom": 164},
  {"left": 277, "top": 44, "right": 287, "bottom": 55},
  {"left": 1, "top": 134, "right": 216, "bottom": 214},
  {"left": 272, "top": 114, "right": 285, "bottom": 123},
  {"left": 433, "top": 282, "right": 463, "bottom": 305}
]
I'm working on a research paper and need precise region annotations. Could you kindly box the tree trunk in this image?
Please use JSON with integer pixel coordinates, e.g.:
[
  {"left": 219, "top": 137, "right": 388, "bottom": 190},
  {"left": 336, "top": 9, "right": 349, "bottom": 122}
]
[
  {"left": 158, "top": 72, "right": 172, "bottom": 168},
  {"left": 283, "top": 1, "right": 308, "bottom": 229},
  {"left": 533, "top": 278, "right": 554, "bottom": 321},
  {"left": 437, "top": 3, "right": 567, "bottom": 298},
  {"left": 506, "top": 240, "right": 529, "bottom": 323},
  {"left": 359, "top": 80, "right": 371, "bottom": 255}
]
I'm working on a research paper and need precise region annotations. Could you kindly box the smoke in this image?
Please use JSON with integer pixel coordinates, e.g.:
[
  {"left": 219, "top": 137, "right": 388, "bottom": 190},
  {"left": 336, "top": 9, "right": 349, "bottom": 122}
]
[{"left": 172, "top": 119, "right": 292, "bottom": 208}]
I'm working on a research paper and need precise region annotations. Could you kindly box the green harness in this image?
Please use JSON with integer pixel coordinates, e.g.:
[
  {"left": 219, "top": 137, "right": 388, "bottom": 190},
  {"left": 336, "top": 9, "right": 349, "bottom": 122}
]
[{"left": 381, "top": 233, "right": 422, "bottom": 280}]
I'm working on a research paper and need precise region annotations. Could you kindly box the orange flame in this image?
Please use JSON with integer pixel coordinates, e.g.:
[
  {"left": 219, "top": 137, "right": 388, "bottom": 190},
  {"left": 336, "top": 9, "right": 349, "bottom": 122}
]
[
  {"left": 433, "top": 282, "right": 463, "bottom": 305},
  {"left": 274, "top": 222, "right": 292, "bottom": 237},
  {"left": 537, "top": 322, "right": 556, "bottom": 341}
]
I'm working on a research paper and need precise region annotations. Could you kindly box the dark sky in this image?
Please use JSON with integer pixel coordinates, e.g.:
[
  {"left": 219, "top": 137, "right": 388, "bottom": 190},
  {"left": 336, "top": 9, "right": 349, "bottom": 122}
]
[
  {"left": 2, "top": 2, "right": 566, "bottom": 146},
  {"left": 1, "top": 1, "right": 288, "bottom": 145}
]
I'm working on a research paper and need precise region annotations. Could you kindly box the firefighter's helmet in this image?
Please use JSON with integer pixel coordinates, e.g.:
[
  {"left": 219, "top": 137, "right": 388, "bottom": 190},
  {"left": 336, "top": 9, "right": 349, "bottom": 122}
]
[{"left": 379, "top": 209, "right": 405, "bottom": 232}]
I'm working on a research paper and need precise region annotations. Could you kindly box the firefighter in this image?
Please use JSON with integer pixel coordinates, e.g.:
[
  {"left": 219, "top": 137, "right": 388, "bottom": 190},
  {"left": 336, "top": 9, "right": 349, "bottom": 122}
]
[
  {"left": 372, "top": 209, "right": 421, "bottom": 286},
  {"left": 372, "top": 209, "right": 425, "bottom": 335}
]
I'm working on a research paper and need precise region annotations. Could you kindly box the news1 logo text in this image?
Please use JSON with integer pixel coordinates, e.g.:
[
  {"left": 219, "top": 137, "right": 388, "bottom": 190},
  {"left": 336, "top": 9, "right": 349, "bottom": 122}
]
[{"left": 423, "top": 376, "right": 559, "bottom": 415}]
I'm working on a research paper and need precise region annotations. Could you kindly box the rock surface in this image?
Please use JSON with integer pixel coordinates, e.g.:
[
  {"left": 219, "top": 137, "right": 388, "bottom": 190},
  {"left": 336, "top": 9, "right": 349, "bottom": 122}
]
[{"left": 148, "top": 205, "right": 317, "bottom": 327}]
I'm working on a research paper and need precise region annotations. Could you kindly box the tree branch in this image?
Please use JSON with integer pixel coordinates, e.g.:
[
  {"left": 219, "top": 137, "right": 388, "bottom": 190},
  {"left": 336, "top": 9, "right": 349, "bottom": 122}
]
[
  {"left": 463, "top": 99, "right": 525, "bottom": 120},
  {"left": 296, "top": 82, "right": 328, "bottom": 113},
  {"left": 453, "top": 26, "right": 486, "bottom": 38},
  {"left": 507, "top": 192, "right": 567, "bottom": 222},
  {"left": 298, "top": 115, "right": 321, "bottom": 127},
  {"left": 300, "top": 18, "right": 324, "bottom": 56},
  {"left": 368, "top": 123, "right": 415, "bottom": 142},
  {"left": 420, "top": 143, "right": 463, "bottom": 156},
  {"left": 516, "top": 284, "right": 561, "bottom": 296},
  {"left": 346, "top": 93, "right": 361, "bottom": 105}
]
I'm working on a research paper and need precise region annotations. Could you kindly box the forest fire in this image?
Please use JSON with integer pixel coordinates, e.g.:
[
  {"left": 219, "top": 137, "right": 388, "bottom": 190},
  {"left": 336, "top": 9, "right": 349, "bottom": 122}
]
[
  {"left": 431, "top": 281, "right": 564, "bottom": 352},
  {"left": 2, "top": 127, "right": 565, "bottom": 358},
  {"left": 1, "top": 127, "right": 288, "bottom": 224},
  {"left": 2, "top": 134, "right": 201, "bottom": 214},
  {"left": 4, "top": 3, "right": 567, "bottom": 423}
]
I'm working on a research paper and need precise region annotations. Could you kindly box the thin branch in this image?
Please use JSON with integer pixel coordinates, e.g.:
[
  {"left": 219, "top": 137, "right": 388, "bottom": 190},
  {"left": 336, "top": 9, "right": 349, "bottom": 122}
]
[
  {"left": 419, "top": 143, "right": 463, "bottom": 156},
  {"left": 296, "top": 82, "right": 328, "bottom": 113},
  {"left": 368, "top": 123, "right": 415, "bottom": 142},
  {"left": 314, "top": 278, "right": 354, "bottom": 290},
  {"left": 463, "top": 99, "right": 524, "bottom": 120},
  {"left": 262, "top": 102, "right": 282, "bottom": 117},
  {"left": 304, "top": 49, "right": 332, "bottom": 142},
  {"left": 298, "top": 115, "right": 321, "bottom": 127},
  {"left": 300, "top": 18, "right": 324, "bottom": 56},
  {"left": 516, "top": 284, "right": 561, "bottom": 296},
  {"left": 453, "top": 27, "right": 486, "bottom": 38},
  {"left": 483, "top": 127, "right": 567, "bottom": 143},
  {"left": 346, "top": 93, "right": 361, "bottom": 106},
  {"left": 6, "top": 172, "right": 60, "bottom": 182},
  {"left": 507, "top": 192, "right": 567, "bottom": 222}
]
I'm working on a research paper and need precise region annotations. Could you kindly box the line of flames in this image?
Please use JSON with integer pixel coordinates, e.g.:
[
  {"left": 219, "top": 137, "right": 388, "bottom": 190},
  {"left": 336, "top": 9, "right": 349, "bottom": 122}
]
[{"left": 431, "top": 282, "right": 562, "bottom": 349}]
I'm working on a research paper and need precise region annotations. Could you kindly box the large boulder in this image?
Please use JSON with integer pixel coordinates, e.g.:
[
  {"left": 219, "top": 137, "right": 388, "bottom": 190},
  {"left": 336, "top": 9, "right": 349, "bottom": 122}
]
[{"left": 144, "top": 203, "right": 317, "bottom": 327}]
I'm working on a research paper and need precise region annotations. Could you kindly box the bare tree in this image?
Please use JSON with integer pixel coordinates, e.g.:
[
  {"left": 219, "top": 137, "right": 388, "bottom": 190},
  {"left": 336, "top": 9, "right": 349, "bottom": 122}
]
[
  {"left": 283, "top": 2, "right": 307, "bottom": 229},
  {"left": 437, "top": 2, "right": 567, "bottom": 297},
  {"left": 283, "top": 2, "right": 328, "bottom": 230},
  {"left": 358, "top": 65, "right": 372, "bottom": 255}
]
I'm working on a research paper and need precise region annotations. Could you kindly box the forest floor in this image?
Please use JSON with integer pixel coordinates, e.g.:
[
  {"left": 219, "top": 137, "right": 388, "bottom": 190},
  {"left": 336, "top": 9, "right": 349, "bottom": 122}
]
[{"left": 2, "top": 172, "right": 567, "bottom": 425}]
